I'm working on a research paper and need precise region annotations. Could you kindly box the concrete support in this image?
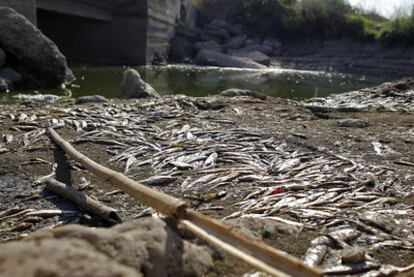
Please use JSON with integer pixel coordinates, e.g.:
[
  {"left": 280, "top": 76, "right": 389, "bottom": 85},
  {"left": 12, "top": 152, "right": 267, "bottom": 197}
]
[{"left": 0, "top": 0, "right": 193, "bottom": 65}]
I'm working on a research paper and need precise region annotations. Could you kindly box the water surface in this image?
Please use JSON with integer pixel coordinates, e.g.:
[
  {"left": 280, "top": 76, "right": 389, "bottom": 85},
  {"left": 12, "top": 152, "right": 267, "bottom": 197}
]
[{"left": 1, "top": 65, "right": 390, "bottom": 102}]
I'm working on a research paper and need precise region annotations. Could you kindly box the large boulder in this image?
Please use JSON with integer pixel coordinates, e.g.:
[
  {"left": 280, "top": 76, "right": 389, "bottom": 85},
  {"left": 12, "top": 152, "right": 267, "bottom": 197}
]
[
  {"left": 203, "top": 25, "right": 230, "bottom": 42},
  {"left": 226, "top": 35, "right": 248, "bottom": 50},
  {"left": 120, "top": 69, "right": 161, "bottom": 99},
  {"left": 209, "top": 19, "right": 243, "bottom": 36},
  {"left": 0, "top": 7, "right": 73, "bottom": 88},
  {"left": 195, "top": 50, "right": 266, "bottom": 69},
  {"left": 247, "top": 52, "right": 271, "bottom": 66},
  {"left": 0, "top": 218, "right": 214, "bottom": 277},
  {"left": 0, "top": 48, "right": 5, "bottom": 69},
  {"left": 194, "top": 40, "right": 223, "bottom": 53}
]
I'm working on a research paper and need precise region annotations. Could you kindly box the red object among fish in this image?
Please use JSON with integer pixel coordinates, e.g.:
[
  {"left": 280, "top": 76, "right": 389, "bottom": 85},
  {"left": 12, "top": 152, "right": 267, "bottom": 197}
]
[{"left": 271, "top": 188, "right": 283, "bottom": 195}]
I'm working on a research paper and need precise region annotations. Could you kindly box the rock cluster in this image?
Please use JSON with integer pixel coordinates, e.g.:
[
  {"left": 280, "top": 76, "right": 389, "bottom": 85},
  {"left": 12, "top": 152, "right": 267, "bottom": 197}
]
[
  {"left": 0, "top": 7, "right": 73, "bottom": 92},
  {"left": 170, "top": 19, "right": 283, "bottom": 69}
]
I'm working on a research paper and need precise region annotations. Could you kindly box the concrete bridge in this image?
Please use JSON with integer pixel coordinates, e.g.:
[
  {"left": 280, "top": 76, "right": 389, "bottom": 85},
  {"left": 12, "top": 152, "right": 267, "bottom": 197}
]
[{"left": 0, "top": 0, "right": 193, "bottom": 65}]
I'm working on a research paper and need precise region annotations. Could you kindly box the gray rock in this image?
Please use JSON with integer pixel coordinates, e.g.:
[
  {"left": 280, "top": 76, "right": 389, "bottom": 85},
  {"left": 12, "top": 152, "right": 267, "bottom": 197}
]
[
  {"left": 209, "top": 20, "right": 243, "bottom": 35},
  {"left": 120, "top": 69, "right": 161, "bottom": 99},
  {"left": 75, "top": 95, "right": 108, "bottom": 104},
  {"left": 0, "top": 78, "right": 8, "bottom": 92},
  {"left": 226, "top": 35, "right": 247, "bottom": 49},
  {"left": 0, "top": 7, "right": 73, "bottom": 88},
  {"left": 231, "top": 44, "right": 273, "bottom": 56},
  {"left": 338, "top": 119, "right": 369, "bottom": 128},
  {"left": 194, "top": 40, "right": 223, "bottom": 53},
  {"left": 204, "top": 25, "right": 230, "bottom": 41},
  {"left": 0, "top": 238, "right": 141, "bottom": 277},
  {"left": 341, "top": 247, "right": 366, "bottom": 264},
  {"left": 244, "top": 38, "right": 260, "bottom": 47},
  {"left": 0, "top": 48, "right": 5, "bottom": 68},
  {"left": 0, "top": 67, "right": 22, "bottom": 84},
  {"left": 195, "top": 50, "right": 266, "bottom": 69},
  {"left": 24, "top": 218, "right": 213, "bottom": 277},
  {"left": 220, "top": 88, "right": 268, "bottom": 100},
  {"left": 249, "top": 52, "right": 271, "bottom": 66},
  {"left": 263, "top": 37, "right": 283, "bottom": 56},
  {"left": 199, "top": 32, "right": 223, "bottom": 43}
]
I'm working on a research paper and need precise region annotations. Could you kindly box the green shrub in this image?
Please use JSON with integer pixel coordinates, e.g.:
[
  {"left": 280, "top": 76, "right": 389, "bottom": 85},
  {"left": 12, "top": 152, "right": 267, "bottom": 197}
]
[
  {"left": 379, "top": 17, "right": 414, "bottom": 45},
  {"left": 345, "top": 15, "right": 382, "bottom": 42}
]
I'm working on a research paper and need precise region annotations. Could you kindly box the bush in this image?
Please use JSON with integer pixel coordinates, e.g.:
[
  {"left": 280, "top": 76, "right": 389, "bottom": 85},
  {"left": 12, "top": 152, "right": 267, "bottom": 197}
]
[
  {"left": 229, "top": 0, "right": 288, "bottom": 38},
  {"left": 345, "top": 15, "right": 382, "bottom": 42},
  {"left": 379, "top": 17, "right": 414, "bottom": 45},
  {"left": 196, "top": 0, "right": 414, "bottom": 46}
]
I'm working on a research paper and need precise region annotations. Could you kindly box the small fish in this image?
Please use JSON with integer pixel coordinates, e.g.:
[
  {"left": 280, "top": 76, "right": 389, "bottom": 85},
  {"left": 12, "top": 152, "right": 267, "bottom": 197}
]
[
  {"left": 304, "top": 244, "right": 328, "bottom": 266},
  {"left": 139, "top": 175, "right": 176, "bottom": 186}
]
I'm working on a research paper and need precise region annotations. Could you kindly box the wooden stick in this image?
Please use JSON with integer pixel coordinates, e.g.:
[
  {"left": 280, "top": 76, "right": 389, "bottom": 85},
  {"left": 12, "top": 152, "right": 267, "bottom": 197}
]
[
  {"left": 45, "top": 178, "right": 122, "bottom": 223},
  {"left": 181, "top": 220, "right": 290, "bottom": 277},
  {"left": 48, "top": 127, "right": 322, "bottom": 277},
  {"left": 185, "top": 210, "right": 321, "bottom": 277}
]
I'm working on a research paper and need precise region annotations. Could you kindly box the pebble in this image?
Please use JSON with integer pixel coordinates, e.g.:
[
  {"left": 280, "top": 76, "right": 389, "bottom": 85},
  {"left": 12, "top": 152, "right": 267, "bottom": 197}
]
[
  {"left": 341, "top": 247, "right": 366, "bottom": 264},
  {"left": 338, "top": 119, "right": 369, "bottom": 128}
]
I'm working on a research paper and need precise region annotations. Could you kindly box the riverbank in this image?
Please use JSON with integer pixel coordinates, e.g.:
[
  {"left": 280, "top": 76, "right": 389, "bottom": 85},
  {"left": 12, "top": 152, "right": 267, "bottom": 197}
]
[
  {"left": 0, "top": 79, "right": 414, "bottom": 276},
  {"left": 273, "top": 39, "right": 414, "bottom": 78}
]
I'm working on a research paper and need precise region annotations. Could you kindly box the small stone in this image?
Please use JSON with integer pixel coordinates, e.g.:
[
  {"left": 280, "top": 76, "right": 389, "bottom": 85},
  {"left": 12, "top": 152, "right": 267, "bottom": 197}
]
[
  {"left": 341, "top": 247, "right": 366, "bottom": 264},
  {"left": 120, "top": 69, "right": 161, "bottom": 99},
  {"left": 338, "top": 119, "right": 369, "bottom": 128},
  {"left": 221, "top": 88, "right": 268, "bottom": 100}
]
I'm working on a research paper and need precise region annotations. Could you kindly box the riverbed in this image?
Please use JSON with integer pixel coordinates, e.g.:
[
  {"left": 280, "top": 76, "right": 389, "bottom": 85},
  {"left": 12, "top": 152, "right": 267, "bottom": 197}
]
[{"left": 0, "top": 76, "right": 414, "bottom": 276}]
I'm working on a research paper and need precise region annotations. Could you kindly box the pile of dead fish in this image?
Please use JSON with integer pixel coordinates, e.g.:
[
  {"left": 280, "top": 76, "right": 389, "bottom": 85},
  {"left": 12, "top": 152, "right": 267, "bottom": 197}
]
[
  {"left": 1, "top": 96, "right": 413, "bottom": 276},
  {"left": 304, "top": 86, "right": 414, "bottom": 112}
]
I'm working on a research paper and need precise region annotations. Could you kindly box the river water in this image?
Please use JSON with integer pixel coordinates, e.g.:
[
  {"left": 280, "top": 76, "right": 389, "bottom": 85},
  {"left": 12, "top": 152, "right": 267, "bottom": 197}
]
[{"left": 1, "top": 65, "right": 390, "bottom": 102}]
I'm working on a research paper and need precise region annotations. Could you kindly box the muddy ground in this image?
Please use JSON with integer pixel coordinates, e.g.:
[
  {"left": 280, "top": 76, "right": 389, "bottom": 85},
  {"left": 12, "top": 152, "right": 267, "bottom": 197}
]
[{"left": 0, "top": 82, "right": 413, "bottom": 276}]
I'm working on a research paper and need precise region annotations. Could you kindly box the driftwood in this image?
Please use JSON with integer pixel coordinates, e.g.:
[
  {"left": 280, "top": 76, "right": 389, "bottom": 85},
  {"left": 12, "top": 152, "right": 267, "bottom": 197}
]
[
  {"left": 48, "top": 127, "right": 322, "bottom": 277},
  {"left": 45, "top": 178, "right": 121, "bottom": 223}
]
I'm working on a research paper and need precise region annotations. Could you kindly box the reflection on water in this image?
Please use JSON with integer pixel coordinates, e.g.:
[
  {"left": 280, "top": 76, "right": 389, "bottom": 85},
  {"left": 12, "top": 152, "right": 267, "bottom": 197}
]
[{"left": 1, "top": 65, "right": 390, "bottom": 102}]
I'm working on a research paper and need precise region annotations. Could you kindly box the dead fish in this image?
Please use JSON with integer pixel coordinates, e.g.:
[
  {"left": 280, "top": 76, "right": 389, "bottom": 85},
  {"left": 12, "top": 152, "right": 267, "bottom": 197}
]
[
  {"left": 24, "top": 209, "right": 77, "bottom": 218},
  {"left": 0, "top": 209, "right": 35, "bottom": 223},
  {"left": 139, "top": 175, "right": 176, "bottom": 186},
  {"left": 0, "top": 223, "right": 32, "bottom": 233},
  {"left": 204, "top": 152, "right": 218, "bottom": 167},
  {"left": 184, "top": 174, "right": 217, "bottom": 188},
  {"left": 304, "top": 244, "right": 328, "bottom": 266},
  {"left": 169, "top": 161, "right": 194, "bottom": 169},
  {"left": 329, "top": 228, "right": 361, "bottom": 242},
  {"left": 359, "top": 212, "right": 394, "bottom": 234}
]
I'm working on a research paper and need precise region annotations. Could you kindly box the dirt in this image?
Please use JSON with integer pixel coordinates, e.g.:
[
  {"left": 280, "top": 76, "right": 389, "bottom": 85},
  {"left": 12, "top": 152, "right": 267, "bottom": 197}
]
[{"left": 0, "top": 83, "right": 414, "bottom": 276}]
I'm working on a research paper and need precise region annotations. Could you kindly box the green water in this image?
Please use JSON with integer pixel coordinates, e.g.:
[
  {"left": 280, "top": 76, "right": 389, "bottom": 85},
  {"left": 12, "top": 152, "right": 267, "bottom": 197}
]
[{"left": 1, "top": 65, "right": 389, "bottom": 102}]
